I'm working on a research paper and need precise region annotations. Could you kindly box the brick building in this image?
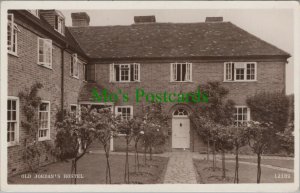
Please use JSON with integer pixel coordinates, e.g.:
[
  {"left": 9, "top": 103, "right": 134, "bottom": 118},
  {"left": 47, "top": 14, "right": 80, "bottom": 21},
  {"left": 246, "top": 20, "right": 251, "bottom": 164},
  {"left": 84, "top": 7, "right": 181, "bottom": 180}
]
[{"left": 7, "top": 10, "right": 290, "bottom": 175}]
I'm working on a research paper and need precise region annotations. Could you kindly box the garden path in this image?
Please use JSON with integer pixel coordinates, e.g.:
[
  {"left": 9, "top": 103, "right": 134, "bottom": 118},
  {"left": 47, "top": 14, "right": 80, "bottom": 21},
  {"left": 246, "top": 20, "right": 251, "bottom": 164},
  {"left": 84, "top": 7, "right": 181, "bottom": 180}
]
[{"left": 163, "top": 151, "right": 197, "bottom": 184}]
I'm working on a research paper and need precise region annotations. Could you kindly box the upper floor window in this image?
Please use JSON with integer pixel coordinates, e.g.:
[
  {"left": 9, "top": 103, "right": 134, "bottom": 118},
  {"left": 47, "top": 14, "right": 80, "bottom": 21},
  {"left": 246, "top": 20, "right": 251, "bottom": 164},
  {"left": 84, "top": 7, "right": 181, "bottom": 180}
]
[
  {"left": 7, "top": 97, "right": 19, "bottom": 146},
  {"left": 7, "top": 14, "right": 19, "bottom": 55},
  {"left": 224, "top": 62, "right": 256, "bottom": 82},
  {"left": 234, "top": 106, "right": 250, "bottom": 126},
  {"left": 110, "top": 63, "right": 140, "bottom": 82},
  {"left": 115, "top": 106, "right": 133, "bottom": 120},
  {"left": 38, "top": 101, "right": 50, "bottom": 141},
  {"left": 170, "top": 62, "right": 192, "bottom": 82},
  {"left": 55, "top": 15, "right": 64, "bottom": 35},
  {"left": 83, "top": 64, "right": 87, "bottom": 81},
  {"left": 70, "top": 53, "right": 79, "bottom": 78},
  {"left": 28, "top": 10, "right": 39, "bottom": 18},
  {"left": 38, "top": 37, "right": 52, "bottom": 69}
]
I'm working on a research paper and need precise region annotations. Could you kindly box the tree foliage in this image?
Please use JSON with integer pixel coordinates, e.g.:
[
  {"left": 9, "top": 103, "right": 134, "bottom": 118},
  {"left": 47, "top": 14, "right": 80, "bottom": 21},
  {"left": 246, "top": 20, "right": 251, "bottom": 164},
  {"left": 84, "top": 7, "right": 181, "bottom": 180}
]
[
  {"left": 55, "top": 106, "right": 96, "bottom": 184},
  {"left": 141, "top": 103, "right": 169, "bottom": 162},
  {"left": 246, "top": 91, "right": 290, "bottom": 153}
]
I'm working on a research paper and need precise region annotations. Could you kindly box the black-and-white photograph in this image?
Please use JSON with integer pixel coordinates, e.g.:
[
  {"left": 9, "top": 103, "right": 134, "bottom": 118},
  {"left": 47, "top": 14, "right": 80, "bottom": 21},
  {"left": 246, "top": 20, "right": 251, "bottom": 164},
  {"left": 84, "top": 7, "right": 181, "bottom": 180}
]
[{"left": 1, "top": 1, "right": 298, "bottom": 192}]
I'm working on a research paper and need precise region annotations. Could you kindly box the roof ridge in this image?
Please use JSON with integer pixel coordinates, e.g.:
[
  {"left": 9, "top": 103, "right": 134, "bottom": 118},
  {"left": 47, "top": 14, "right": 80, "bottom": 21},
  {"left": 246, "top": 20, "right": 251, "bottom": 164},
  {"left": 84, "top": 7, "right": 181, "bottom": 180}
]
[{"left": 67, "top": 21, "right": 230, "bottom": 28}]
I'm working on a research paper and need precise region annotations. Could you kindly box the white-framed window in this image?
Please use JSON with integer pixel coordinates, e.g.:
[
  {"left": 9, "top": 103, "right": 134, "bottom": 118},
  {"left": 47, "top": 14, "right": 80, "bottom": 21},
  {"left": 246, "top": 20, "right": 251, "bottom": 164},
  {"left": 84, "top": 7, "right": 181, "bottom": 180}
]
[
  {"left": 70, "top": 53, "right": 79, "bottom": 78},
  {"left": 83, "top": 64, "right": 87, "bottom": 81},
  {"left": 28, "top": 10, "right": 39, "bottom": 18},
  {"left": 170, "top": 62, "right": 192, "bottom": 82},
  {"left": 38, "top": 37, "right": 52, "bottom": 68},
  {"left": 7, "top": 97, "right": 19, "bottom": 146},
  {"left": 115, "top": 106, "right": 133, "bottom": 120},
  {"left": 234, "top": 106, "right": 250, "bottom": 126},
  {"left": 7, "top": 14, "right": 19, "bottom": 55},
  {"left": 110, "top": 63, "right": 140, "bottom": 82},
  {"left": 55, "top": 15, "right": 64, "bottom": 35},
  {"left": 70, "top": 104, "right": 78, "bottom": 113},
  {"left": 224, "top": 62, "right": 257, "bottom": 82},
  {"left": 38, "top": 101, "right": 51, "bottom": 141}
]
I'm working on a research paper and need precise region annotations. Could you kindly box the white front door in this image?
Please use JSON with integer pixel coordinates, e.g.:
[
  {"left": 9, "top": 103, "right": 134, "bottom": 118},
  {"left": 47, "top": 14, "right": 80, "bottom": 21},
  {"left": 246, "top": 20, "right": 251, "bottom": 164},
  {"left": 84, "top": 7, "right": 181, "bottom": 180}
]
[{"left": 172, "top": 118, "right": 190, "bottom": 148}]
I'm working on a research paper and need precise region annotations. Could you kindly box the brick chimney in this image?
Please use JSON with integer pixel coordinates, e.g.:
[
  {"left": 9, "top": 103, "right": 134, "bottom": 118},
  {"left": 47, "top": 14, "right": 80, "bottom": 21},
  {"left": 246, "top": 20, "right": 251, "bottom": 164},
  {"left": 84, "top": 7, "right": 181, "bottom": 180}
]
[
  {"left": 205, "top": 17, "right": 223, "bottom": 22},
  {"left": 134, "top": 15, "right": 156, "bottom": 24},
  {"left": 71, "top": 12, "right": 90, "bottom": 27}
]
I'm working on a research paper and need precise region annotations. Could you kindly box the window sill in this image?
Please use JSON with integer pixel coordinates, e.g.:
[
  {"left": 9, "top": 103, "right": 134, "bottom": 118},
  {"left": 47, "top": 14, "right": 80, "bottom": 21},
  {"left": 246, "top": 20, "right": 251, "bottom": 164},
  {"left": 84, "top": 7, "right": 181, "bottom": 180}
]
[
  {"left": 8, "top": 141, "right": 20, "bottom": 147},
  {"left": 8, "top": 52, "right": 19, "bottom": 57},
  {"left": 38, "top": 137, "right": 51, "bottom": 142},
  {"left": 70, "top": 75, "right": 79, "bottom": 80},
  {"left": 110, "top": 81, "right": 141, "bottom": 83},
  {"left": 223, "top": 80, "right": 257, "bottom": 83},
  {"left": 169, "top": 81, "right": 193, "bottom": 83},
  {"left": 37, "top": 63, "right": 52, "bottom": 70}
]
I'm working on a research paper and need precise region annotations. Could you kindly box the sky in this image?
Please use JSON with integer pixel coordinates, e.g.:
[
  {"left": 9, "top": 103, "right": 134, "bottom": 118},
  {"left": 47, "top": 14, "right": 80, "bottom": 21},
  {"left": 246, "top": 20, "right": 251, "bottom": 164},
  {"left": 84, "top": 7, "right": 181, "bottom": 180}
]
[{"left": 61, "top": 9, "right": 294, "bottom": 94}]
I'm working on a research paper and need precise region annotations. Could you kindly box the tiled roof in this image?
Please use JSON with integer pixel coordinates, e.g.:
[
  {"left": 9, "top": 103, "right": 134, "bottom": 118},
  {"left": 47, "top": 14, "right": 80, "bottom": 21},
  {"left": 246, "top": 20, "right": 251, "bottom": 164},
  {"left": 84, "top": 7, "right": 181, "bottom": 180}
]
[
  {"left": 68, "top": 22, "right": 290, "bottom": 59},
  {"left": 78, "top": 83, "right": 105, "bottom": 102},
  {"left": 13, "top": 10, "right": 87, "bottom": 58}
]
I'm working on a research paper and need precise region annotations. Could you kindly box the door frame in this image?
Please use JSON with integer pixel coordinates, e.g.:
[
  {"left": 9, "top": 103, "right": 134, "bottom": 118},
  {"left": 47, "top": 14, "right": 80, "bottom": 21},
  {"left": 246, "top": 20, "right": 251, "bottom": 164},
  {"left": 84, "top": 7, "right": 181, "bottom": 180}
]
[{"left": 171, "top": 108, "right": 190, "bottom": 149}]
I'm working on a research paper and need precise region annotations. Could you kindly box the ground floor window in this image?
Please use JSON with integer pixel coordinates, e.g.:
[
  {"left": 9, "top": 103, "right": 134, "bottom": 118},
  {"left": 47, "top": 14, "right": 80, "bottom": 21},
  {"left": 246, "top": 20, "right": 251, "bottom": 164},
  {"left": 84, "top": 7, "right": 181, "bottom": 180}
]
[
  {"left": 38, "top": 101, "right": 50, "bottom": 141},
  {"left": 7, "top": 97, "right": 19, "bottom": 146},
  {"left": 234, "top": 106, "right": 250, "bottom": 126},
  {"left": 70, "top": 104, "right": 78, "bottom": 114},
  {"left": 115, "top": 106, "right": 133, "bottom": 120}
]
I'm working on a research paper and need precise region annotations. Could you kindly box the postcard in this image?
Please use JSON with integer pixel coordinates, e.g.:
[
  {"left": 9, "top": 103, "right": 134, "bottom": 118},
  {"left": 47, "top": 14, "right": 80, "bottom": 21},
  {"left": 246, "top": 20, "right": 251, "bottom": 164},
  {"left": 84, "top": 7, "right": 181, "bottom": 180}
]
[{"left": 0, "top": 1, "right": 299, "bottom": 192}]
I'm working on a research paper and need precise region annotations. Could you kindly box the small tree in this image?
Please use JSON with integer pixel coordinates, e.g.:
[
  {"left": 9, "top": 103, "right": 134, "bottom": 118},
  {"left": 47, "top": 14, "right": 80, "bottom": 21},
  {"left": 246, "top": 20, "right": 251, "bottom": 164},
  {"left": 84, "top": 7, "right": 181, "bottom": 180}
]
[
  {"left": 227, "top": 125, "right": 247, "bottom": 183},
  {"left": 55, "top": 106, "right": 95, "bottom": 184},
  {"left": 118, "top": 117, "right": 142, "bottom": 183},
  {"left": 92, "top": 108, "right": 119, "bottom": 184},
  {"left": 212, "top": 125, "right": 234, "bottom": 179},
  {"left": 141, "top": 103, "right": 169, "bottom": 163},
  {"left": 190, "top": 82, "right": 235, "bottom": 174},
  {"left": 245, "top": 121, "right": 273, "bottom": 183}
]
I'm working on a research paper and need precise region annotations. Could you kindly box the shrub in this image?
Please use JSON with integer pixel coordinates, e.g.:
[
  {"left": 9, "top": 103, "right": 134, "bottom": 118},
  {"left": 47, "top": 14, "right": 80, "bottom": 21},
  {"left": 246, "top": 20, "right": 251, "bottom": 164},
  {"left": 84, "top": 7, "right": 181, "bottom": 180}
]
[{"left": 246, "top": 91, "right": 289, "bottom": 153}]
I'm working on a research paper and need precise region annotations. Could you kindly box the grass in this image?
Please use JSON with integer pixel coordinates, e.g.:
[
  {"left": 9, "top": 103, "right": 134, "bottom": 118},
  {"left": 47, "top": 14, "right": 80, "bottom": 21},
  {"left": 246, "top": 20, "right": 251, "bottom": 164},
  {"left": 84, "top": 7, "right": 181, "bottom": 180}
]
[
  {"left": 8, "top": 153, "right": 168, "bottom": 184},
  {"left": 193, "top": 159, "right": 294, "bottom": 184},
  {"left": 226, "top": 157, "right": 294, "bottom": 169}
]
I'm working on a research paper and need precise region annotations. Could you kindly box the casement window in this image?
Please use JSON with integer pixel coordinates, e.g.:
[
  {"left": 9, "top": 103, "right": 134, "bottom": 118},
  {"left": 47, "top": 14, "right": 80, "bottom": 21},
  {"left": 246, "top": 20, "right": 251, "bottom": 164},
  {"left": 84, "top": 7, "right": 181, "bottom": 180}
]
[
  {"left": 7, "top": 14, "right": 19, "bottom": 55},
  {"left": 7, "top": 97, "right": 19, "bottom": 146},
  {"left": 234, "top": 106, "right": 250, "bottom": 126},
  {"left": 28, "top": 10, "right": 39, "bottom": 18},
  {"left": 110, "top": 63, "right": 140, "bottom": 82},
  {"left": 70, "top": 54, "right": 79, "bottom": 78},
  {"left": 55, "top": 15, "right": 64, "bottom": 35},
  {"left": 38, "top": 102, "right": 50, "bottom": 141},
  {"left": 83, "top": 64, "right": 88, "bottom": 81},
  {"left": 170, "top": 62, "right": 192, "bottom": 82},
  {"left": 224, "top": 62, "right": 257, "bottom": 81},
  {"left": 38, "top": 37, "right": 52, "bottom": 68},
  {"left": 115, "top": 106, "right": 133, "bottom": 120},
  {"left": 70, "top": 104, "right": 78, "bottom": 113}
]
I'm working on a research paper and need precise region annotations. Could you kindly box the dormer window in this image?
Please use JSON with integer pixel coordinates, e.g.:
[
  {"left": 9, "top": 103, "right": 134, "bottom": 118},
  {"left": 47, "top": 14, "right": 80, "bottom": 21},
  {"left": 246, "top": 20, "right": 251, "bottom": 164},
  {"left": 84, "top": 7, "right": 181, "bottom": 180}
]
[
  {"left": 28, "top": 10, "right": 39, "bottom": 18},
  {"left": 55, "top": 15, "right": 64, "bottom": 35}
]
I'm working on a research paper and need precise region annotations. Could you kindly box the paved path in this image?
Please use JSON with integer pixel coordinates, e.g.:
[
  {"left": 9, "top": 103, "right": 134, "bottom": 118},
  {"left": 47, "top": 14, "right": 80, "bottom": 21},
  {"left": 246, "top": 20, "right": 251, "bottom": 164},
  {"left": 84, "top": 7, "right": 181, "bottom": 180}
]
[{"left": 163, "top": 152, "right": 197, "bottom": 184}]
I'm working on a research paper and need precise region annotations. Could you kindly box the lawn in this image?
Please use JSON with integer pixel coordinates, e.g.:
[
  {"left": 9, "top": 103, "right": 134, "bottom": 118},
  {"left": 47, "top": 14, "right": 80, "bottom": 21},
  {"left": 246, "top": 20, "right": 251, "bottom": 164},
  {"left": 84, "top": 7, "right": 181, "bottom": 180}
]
[
  {"left": 8, "top": 153, "right": 168, "bottom": 184},
  {"left": 226, "top": 157, "right": 294, "bottom": 169},
  {"left": 193, "top": 159, "right": 294, "bottom": 184}
]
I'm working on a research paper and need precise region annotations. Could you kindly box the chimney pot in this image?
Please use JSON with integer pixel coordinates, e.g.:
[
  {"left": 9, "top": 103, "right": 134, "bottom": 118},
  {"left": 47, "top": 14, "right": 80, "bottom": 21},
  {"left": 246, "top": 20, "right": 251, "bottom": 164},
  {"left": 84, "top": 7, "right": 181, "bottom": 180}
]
[
  {"left": 134, "top": 15, "right": 156, "bottom": 24},
  {"left": 71, "top": 12, "right": 90, "bottom": 27},
  {"left": 205, "top": 17, "right": 223, "bottom": 22}
]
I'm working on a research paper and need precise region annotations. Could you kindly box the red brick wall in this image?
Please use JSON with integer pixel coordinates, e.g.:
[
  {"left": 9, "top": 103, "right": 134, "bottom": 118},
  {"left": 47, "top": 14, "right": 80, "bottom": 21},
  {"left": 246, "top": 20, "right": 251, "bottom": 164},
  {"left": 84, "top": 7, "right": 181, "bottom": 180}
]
[
  {"left": 7, "top": 14, "right": 86, "bottom": 176},
  {"left": 93, "top": 59, "right": 286, "bottom": 151}
]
